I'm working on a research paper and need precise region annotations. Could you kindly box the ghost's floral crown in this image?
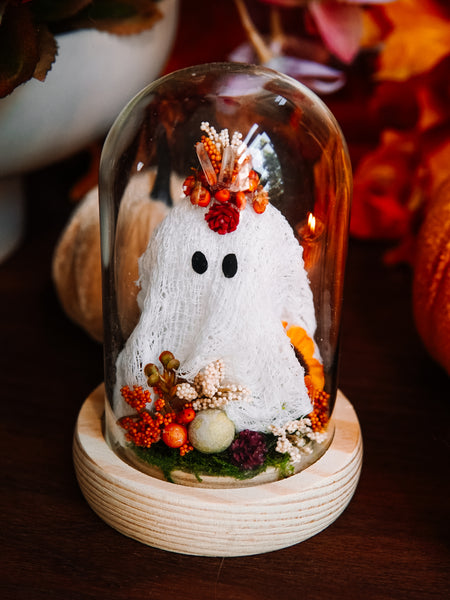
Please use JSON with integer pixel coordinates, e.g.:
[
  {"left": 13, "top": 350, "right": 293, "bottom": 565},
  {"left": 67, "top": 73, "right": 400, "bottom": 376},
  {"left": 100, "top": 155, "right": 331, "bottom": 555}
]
[{"left": 182, "top": 122, "right": 269, "bottom": 234}]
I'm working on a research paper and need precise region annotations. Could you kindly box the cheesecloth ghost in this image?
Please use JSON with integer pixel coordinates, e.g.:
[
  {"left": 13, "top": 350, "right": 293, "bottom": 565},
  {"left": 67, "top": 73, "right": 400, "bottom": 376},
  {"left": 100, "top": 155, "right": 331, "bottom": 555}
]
[{"left": 114, "top": 199, "right": 317, "bottom": 432}]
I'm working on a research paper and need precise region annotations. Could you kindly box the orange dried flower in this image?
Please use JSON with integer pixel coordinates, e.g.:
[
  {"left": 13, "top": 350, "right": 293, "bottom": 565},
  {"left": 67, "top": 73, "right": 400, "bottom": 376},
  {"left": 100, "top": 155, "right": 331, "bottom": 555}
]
[
  {"left": 285, "top": 325, "right": 325, "bottom": 394},
  {"left": 308, "top": 390, "right": 330, "bottom": 433}
]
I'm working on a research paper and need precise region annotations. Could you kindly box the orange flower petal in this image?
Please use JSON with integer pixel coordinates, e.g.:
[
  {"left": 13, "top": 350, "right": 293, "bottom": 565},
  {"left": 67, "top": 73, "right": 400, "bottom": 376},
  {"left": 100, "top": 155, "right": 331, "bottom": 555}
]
[{"left": 286, "top": 325, "right": 325, "bottom": 392}]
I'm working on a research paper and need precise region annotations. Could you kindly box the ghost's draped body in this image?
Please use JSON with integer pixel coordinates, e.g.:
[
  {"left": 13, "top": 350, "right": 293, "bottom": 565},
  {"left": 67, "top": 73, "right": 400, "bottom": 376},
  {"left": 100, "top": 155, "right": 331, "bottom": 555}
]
[{"left": 114, "top": 201, "right": 318, "bottom": 432}]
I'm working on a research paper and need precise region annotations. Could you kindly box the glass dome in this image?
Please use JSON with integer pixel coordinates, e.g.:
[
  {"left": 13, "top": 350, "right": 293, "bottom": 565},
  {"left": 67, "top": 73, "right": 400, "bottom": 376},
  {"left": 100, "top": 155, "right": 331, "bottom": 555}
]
[{"left": 99, "top": 62, "right": 352, "bottom": 487}]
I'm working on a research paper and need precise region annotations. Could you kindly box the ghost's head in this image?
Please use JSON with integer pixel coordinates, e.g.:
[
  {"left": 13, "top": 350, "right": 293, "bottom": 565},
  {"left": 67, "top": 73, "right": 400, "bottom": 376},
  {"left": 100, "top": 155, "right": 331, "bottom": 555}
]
[{"left": 138, "top": 198, "right": 315, "bottom": 347}]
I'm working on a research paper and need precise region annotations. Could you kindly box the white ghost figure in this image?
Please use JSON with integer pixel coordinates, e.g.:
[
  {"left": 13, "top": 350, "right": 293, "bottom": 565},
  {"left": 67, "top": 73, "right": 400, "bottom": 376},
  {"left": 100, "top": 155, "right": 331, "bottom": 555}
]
[{"left": 114, "top": 200, "right": 317, "bottom": 432}]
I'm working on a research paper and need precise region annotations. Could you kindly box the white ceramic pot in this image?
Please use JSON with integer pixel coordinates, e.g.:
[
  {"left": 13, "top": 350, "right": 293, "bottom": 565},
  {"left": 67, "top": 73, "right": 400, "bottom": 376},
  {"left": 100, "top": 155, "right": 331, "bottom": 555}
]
[{"left": 0, "top": 0, "right": 178, "bottom": 261}]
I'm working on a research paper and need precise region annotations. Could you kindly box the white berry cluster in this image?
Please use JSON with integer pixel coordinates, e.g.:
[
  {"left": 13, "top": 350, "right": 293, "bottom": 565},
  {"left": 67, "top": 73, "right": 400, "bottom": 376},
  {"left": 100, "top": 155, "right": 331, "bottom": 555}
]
[
  {"left": 269, "top": 418, "right": 328, "bottom": 463},
  {"left": 200, "top": 121, "right": 244, "bottom": 153},
  {"left": 194, "top": 358, "right": 225, "bottom": 397},
  {"left": 175, "top": 359, "right": 251, "bottom": 411},
  {"left": 175, "top": 382, "right": 198, "bottom": 401},
  {"left": 193, "top": 384, "right": 251, "bottom": 411}
]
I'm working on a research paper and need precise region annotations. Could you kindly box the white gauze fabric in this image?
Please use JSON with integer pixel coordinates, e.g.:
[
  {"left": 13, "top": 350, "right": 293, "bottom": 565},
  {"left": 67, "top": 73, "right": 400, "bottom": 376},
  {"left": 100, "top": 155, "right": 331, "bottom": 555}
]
[{"left": 114, "top": 200, "right": 317, "bottom": 431}]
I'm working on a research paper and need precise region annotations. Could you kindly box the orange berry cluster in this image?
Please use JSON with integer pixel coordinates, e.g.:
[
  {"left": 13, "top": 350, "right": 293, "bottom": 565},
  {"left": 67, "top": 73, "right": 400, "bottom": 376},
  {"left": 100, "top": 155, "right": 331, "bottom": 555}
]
[
  {"left": 308, "top": 390, "right": 330, "bottom": 433},
  {"left": 119, "top": 412, "right": 162, "bottom": 448},
  {"left": 201, "top": 135, "right": 221, "bottom": 173},
  {"left": 154, "top": 397, "right": 166, "bottom": 413},
  {"left": 120, "top": 385, "right": 151, "bottom": 412},
  {"left": 119, "top": 353, "right": 197, "bottom": 455},
  {"left": 120, "top": 386, "right": 177, "bottom": 448},
  {"left": 179, "top": 441, "right": 194, "bottom": 456}
]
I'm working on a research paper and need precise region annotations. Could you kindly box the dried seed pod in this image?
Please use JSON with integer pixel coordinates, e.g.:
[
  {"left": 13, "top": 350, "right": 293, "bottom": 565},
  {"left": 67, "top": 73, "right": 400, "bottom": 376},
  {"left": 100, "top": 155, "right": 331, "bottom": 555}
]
[
  {"left": 147, "top": 373, "right": 160, "bottom": 387},
  {"left": 144, "top": 363, "right": 158, "bottom": 377},
  {"left": 159, "top": 351, "right": 175, "bottom": 367},
  {"left": 166, "top": 358, "right": 180, "bottom": 371}
]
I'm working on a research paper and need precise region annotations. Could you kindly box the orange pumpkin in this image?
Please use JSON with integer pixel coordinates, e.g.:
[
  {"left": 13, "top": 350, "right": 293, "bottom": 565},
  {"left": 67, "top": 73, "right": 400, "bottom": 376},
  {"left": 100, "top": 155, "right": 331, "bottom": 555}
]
[
  {"left": 413, "top": 176, "right": 450, "bottom": 375},
  {"left": 52, "top": 171, "right": 176, "bottom": 342}
]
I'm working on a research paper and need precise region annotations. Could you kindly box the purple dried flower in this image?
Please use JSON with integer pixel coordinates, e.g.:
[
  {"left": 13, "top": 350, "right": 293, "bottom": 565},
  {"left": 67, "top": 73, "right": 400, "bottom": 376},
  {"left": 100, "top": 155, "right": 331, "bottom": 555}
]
[{"left": 230, "top": 430, "right": 268, "bottom": 470}]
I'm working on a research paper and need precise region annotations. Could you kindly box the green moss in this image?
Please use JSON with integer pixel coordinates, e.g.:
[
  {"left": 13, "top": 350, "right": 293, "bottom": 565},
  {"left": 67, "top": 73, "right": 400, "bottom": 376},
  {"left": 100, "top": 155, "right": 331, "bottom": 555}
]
[
  {"left": 131, "top": 434, "right": 292, "bottom": 483},
  {"left": 265, "top": 450, "right": 294, "bottom": 479}
]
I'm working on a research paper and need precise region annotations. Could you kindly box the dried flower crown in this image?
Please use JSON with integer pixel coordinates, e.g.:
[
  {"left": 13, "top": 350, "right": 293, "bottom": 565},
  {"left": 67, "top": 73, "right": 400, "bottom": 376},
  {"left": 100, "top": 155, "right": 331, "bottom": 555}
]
[{"left": 182, "top": 122, "right": 269, "bottom": 234}]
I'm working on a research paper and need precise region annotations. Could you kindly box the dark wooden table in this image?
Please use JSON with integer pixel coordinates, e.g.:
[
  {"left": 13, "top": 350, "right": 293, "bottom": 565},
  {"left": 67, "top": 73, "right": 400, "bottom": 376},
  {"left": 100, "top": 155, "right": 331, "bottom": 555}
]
[
  {"left": 1, "top": 2, "right": 450, "bottom": 597},
  {"left": 1, "top": 146, "right": 449, "bottom": 600}
]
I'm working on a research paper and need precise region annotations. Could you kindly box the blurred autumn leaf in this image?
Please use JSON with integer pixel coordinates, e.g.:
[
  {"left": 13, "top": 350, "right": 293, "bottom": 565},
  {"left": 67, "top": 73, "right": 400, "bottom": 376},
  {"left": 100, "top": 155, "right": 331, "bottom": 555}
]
[{"left": 375, "top": 0, "right": 450, "bottom": 81}]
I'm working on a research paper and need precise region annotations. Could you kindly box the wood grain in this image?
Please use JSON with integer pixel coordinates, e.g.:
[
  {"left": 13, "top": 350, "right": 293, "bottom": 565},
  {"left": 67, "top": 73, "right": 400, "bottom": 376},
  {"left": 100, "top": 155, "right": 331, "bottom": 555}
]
[{"left": 73, "top": 385, "right": 362, "bottom": 556}]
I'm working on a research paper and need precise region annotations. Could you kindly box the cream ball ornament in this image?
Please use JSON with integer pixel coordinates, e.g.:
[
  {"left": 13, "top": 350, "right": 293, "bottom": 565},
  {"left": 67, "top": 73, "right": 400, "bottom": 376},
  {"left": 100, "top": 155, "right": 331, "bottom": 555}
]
[{"left": 188, "top": 410, "right": 235, "bottom": 454}]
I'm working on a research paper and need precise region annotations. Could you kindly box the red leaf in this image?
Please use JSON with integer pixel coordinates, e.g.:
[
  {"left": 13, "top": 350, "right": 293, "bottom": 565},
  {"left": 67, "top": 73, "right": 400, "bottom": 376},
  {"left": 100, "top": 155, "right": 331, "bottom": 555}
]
[{"left": 350, "top": 132, "right": 418, "bottom": 240}]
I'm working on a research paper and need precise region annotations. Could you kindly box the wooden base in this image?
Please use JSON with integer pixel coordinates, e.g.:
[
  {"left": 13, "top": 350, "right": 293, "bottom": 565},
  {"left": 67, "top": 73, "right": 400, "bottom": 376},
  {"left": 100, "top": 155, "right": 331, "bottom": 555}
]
[{"left": 73, "top": 385, "right": 362, "bottom": 556}]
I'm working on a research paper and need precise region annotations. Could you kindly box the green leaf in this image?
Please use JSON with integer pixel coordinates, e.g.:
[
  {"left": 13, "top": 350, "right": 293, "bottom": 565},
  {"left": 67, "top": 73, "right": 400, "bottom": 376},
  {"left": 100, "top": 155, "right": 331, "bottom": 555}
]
[{"left": 0, "top": 4, "right": 39, "bottom": 98}]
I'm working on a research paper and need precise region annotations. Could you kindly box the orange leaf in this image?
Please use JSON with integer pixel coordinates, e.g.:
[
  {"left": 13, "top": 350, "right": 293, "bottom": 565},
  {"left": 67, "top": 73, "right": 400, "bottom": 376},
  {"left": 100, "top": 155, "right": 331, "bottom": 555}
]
[
  {"left": 350, "top": 131, "right": 419, "bottom": 240},
  {"left": 376, "top": 0, "right": 450, "bottom": 81},
  {"left": 285, "top": 325, "right": 324, "bottom": 393},
  {"left": 360, "top": 7, "right": 392, "bottom": 50},
  {"left": 32, "top": 25, "right": 58, "bottom": 82}
]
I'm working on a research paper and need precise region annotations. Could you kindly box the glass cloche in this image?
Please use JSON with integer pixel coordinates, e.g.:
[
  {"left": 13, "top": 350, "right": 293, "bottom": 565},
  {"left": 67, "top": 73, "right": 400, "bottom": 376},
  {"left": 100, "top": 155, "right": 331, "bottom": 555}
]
[{"left": 98, "top": 62, "right": 352, "bottom": 487}]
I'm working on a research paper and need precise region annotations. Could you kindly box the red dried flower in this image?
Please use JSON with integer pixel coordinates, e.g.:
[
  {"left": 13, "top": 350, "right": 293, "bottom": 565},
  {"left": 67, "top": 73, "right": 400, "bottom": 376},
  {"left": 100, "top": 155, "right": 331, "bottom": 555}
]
[
  {"left": 205, "top": 202, "right": 240, "bottom": 234},
  {"left": 230, "top": 430, "right": 268, "bottom": 470}
]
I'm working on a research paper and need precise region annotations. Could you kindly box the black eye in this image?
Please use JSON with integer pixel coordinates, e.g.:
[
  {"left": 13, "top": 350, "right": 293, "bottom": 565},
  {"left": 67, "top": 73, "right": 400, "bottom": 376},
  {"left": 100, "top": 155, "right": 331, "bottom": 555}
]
[
  {"left": 222, "top": 253, "right": 238, "bottom": 278},
  {"left": 192, "top": 251, "right": 208, "bottom": 274}
]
